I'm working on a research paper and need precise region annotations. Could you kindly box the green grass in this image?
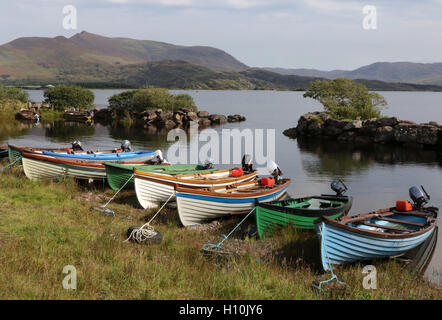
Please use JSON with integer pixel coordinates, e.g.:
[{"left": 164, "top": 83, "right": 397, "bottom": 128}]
[{"left": 0, "top": 166, "right": 440, "bottom": 299}]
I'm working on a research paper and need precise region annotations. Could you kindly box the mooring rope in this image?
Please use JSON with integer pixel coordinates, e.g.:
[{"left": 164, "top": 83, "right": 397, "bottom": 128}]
[
  {"left": 0, "top": 156, "right": 22, "bottom": 172},
  {"left": 314, "top": 223, "right": 347, "bottom": 291},
  {"left": 90, "top": 174, "right": 134, "bottom": 216},
  {"left": 124, "top": 192, "right": 175, "bottom": 243},
  {"left": 202, "top": 207, "right": 256, "bottom": 254}
]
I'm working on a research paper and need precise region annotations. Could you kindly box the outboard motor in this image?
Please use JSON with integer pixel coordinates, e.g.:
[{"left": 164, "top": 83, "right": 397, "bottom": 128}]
[
  {"left": 242, "top": 154, "right": 253, "bottom": 172},
  {"left": 71, "top": 140, "right": 84, "bottom": 151},
  {"left": 151, "top": 150, "right": 165, "bottom": 164},
  {"left": 266, "top": 160, "right": 283, "bottom": 184},
  {"left": 409, "top": 185, "right": 430, "bottom": 208},
  {"left": 331, "top": 180, "right": 348, "bottom": 196},
  {"left": 121, "top": 140, "right": 132, "bottom": 152},
  {"left": 203, "top": 158, "right": 214, "bottom": 169}
]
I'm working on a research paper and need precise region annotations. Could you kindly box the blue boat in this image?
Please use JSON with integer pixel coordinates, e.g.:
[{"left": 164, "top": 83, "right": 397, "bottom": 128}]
[
  {"left": 42, "top": 150, "right": 156, "bottom": 162},
  {"left": 316, "top": 186, "right": 439, "bottom": 271}
]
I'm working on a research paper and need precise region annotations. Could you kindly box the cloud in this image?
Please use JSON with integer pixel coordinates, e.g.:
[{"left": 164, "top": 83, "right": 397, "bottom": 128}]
[{"left": 102, "top": 0, "right": 267, "bottom": 9}]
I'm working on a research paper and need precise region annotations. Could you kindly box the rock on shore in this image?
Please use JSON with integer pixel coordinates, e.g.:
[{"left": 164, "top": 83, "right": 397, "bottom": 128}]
[
  {"left": 93, "top": 107, "right": 245, "bottom": 128},
  {"left": 283, "top": 111, "right": 442, "bottom": 148}
]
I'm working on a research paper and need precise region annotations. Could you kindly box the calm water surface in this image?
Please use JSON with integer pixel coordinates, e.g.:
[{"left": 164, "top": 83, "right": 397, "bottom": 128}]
[{"left": 4, "top": 90, "right": 442, "bottom": 285}]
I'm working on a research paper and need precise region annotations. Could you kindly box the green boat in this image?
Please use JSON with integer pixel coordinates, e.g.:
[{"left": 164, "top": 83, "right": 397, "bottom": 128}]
[
  {"left": 0, "top": 146, "right": 8, "bottom": 158},
  {"left": 105, "top": 162, "right": 218, "bottom": 191},
  {"left": 255, "top": 180, "right": 353, "bottom": 239}
]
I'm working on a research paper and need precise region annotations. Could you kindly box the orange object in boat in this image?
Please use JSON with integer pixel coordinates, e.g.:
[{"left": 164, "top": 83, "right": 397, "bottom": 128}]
[
  {"left": 396, "top": 200, "right": 413, "bottom": 211},
  {"left": 231, "top": 168, "right": 243, "bottom": 177},
  {"left": 261, "top": 177, "right": 275, "bottom": 186}
]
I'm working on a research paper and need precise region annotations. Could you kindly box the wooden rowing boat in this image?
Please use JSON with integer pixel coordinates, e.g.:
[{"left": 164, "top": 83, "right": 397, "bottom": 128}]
[
  {"left": 21, "top": 152, "right": 156, "bottom": 181},
  {"left": 105, "top": 162, "right": 218, "bottom": 191},
  {"left": 176, "top": 178, "right": 291, "bottom": 227},
  {"left": 315, "top": 188, "right": 439, "bottom": 271},
  {"left": 7, "top": 144, "right": 125, "bottom": 163},
  {"left": 134, "top": 167, "right": 258, "bottom": 209},
  {"left": 256, "top": 194, "right": 352, "bottom": 239}
]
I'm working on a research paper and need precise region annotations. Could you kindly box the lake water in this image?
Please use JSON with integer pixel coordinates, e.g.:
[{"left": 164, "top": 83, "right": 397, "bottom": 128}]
[{"left": 4, "top": 89, "right": 442, "bottom": 286}]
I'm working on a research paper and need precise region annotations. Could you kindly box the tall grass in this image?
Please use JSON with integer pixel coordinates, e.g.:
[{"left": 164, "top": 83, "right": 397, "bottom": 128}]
[{"left": 0, "top": 167, "right": 439, "bottom": 299}]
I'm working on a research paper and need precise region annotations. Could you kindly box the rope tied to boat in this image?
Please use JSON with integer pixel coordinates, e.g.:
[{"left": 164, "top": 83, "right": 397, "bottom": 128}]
[
  {"left": 90, "top": 174, "right": 134, "bottom": 217},
  {"left": 0, "top": 156, "right": 22, "bottom": 172},
  {"left": 312, "top": 223, "right": 347, "bottom": 292},
  {"left": 201, "top": 207, "right": 256, "bottom": 256},
  {"left": 124, "top": 192, "right": 174, "bottom": 244}
]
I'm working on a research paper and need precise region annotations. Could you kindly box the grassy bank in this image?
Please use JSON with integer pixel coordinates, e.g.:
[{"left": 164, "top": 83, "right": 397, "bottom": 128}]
[{"left": 0, "top": 165, "right": 440, "bottom": 300}]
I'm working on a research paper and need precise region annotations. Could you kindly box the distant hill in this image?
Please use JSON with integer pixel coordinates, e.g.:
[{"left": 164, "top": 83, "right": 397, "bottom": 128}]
[
  {"left": 265, "top": 62, "right": 442, "bottom": 86},
  {"left": 0, "top": 31, "right": 248, "bottom": 82},
  {"left": 0, "top": 32, "right": 441, "bottom": 91}
]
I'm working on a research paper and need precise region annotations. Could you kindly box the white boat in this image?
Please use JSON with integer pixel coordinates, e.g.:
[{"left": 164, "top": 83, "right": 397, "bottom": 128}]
[
  {"left": 134, "top": 167, "right": 258, "bottom": 209},
  {"left": 176, "top": 178, "right": 291, "bottom": 227}
]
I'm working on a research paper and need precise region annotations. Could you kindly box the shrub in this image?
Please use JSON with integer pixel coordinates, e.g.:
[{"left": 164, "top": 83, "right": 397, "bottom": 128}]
[
  {"left": 107, "top": 87, "right": 197, "bottom": 112},
  {"left": 0, "top": 86, "right": 29, "bottom": 103},
  {"left": 303, "top": 78, "right": 387, "bottom": 120},
  {"left": 43, "top": 85, "right": 94, "bottom": 111}
]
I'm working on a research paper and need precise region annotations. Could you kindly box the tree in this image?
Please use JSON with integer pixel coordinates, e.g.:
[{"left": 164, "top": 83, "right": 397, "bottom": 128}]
[
  {"left": 43, "top": 85, "right": 94, "bottom": 111},
  {"left": 107, "top": 87, "right": 197, "bottom": 112},
  {"left": 303, "top": 78, "right": 387, "bottom": 120},
  {"left": 0, "top": 86, "right": 29, "bottom": 103}
]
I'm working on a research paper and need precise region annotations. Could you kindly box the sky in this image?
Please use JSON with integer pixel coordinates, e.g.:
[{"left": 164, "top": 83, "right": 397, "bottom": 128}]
[{"left": 1, "top": 0, "right": 441, "bottom": 70}]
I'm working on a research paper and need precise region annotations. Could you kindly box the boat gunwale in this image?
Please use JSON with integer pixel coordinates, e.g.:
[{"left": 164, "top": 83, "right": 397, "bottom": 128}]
[
  {"left": 256, "top": 195, "right": 353, "bottom": 217},
  {"left": 22, "top": 152, "right": 150, "bottom": 168},
  {"left": 134, "top": 168, "right": 258, "bottom": 184},
  {"left": 175, "top": 179, "right": 291, "bottom": 198},
  {"left": 320, "top": 206, "right": 439, "bottom": 239}
]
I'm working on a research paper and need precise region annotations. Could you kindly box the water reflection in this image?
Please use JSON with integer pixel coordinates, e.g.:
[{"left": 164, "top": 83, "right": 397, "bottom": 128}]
[
  {"left": 297, "top": 136, "right": 442, "bottom": 177},
  {"left": 0, "top": 120, "right": 32, "bottom": 143},
  {"left": 44, "top": 121, "right": 96, "bottom": 143}
]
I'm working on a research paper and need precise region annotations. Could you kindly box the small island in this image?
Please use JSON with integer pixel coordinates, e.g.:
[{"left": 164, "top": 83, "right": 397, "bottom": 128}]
[{"left": 283, "top": 78, "right": 442, "bottom": 149}]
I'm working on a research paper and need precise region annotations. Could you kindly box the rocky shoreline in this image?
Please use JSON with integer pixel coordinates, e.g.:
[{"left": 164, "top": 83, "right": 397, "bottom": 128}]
[
  {"left": 283, "top": 112, "right": 442, "bottom": 149},
  {"left": 93, "top": 107, "right": 246, "bottom": 128}
]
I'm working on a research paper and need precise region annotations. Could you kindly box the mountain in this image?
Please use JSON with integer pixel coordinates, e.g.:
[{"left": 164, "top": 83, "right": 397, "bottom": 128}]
[
  {"left": 0, "top": 31, "right": 248, "bottom": 82},
  {"left": 0, "top": 32, "right": 441, "bottom": 91},
  {"left": 265, "top": 62, "right": 442, "bottom": 86}
]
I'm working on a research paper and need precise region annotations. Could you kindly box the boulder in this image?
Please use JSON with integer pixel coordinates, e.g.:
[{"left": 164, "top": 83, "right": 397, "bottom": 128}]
[
  {"left": 417, "top": 125, "right": 440, "bottom": 145},
  {"left": 374, "top": 126, "right": 395, "bottom": 143},
  {"left": 354, "top": 136, "right": 373, "bottom": 144},
  {"left": 394, "top": 124, "right": 419, "bottom": 143},
  {"left": 209, "top": 114, "right": 227, "bottom": 125},
  {"left": 186, "top": 111, "right": 199, "bottom": 122},
  {"left": 322, "top": 125, "right": 343, "bottom": 137},
  {"left": 306, "top": 121, "right": 323, "bottom": 136},
  {"left": 198, "top": 118, "right": 212, "bottom": 127},
  {"left": 283, "top": 127, "right": 297, "bottom": 139},
  {"left": 376, "top": 117, "right": 398, "bottom": 127},
  {"left": 197, "top": 111, "right": 209, "bottom": 118},
  {"left": 343, "top": 120, "right": 362, "bottom": 131},
  {"left": 324, "top": 118, "right": 346, "bottom": 129}
]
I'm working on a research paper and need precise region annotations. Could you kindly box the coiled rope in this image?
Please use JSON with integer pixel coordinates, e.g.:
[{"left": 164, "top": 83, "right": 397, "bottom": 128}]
[
  {"left": 0, "top": 156, "right": 22, "bottom": 172},
  {"left": 90, "top": 174, "right": 134, "bottom": 217},
  {"left": 202, "top": 207, "right": 256, "bottom": 256},
  {"left": 124, "top": 192, "right": 175, "bottom": 244}
]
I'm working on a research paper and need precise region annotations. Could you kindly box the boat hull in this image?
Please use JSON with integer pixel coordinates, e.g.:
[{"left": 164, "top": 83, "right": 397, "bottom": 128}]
[
  {"left": 256, "top": 195, "right": 352, "bottom": 238},
  {"left": 22, "top": 154, "right": 106, "bottom": 181},
  {"left": 134, "top": 169, "right": 258, "bottom": 209},
  {"left": 316, "top": 220, "right": 437, "bottom": 271},
  {"left": 176, "top": 181, "right": 290, "bottom": 227}
]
